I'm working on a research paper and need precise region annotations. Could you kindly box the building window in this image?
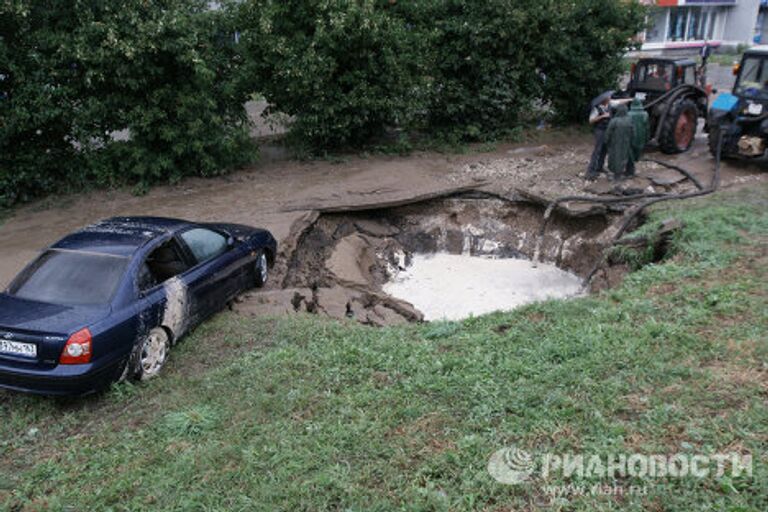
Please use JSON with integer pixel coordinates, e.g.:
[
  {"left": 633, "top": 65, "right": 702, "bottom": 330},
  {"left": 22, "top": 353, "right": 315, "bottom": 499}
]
[
  {"left": 667, "top": 6, "right": 719, "bottom": 42},
  {"left": 645, "top": 9, "right": 668, "bottom": 43},
  {"left": 668, "top": 7, "right": 687, "bottom": 41}
]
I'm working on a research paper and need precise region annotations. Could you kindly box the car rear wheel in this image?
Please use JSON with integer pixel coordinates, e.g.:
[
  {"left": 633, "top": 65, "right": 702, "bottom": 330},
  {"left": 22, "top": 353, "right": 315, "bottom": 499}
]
[
  {"left": 254, "top": 252, "right": 269, "bottom": 288},
  {"left": 660, "top": 99, "right": 698, "bottom": 154},
  {"left": 137, "top": 327, "right": 170, "bottom": 381}
]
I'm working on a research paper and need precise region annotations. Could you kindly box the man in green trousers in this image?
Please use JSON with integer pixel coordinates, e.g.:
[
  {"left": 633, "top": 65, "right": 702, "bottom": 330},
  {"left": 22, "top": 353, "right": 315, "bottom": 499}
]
[
  {"left": 627, "top": 97, "right": 649, "bottom": 176},
  {"left": 605, "top": 104, "right": 635, "bottom": 181}
]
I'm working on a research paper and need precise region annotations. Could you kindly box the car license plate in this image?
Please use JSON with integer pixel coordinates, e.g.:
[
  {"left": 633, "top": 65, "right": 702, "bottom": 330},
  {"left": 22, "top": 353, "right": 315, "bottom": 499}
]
[
  {"left": 748, "top": 102, "right": 763, "bottom": 115},
  {"left": 0, "top": 340, "right": 37, "bottom": 357},
  {"left": 635, "top": 92, "right": 647, "bottom": 101}
]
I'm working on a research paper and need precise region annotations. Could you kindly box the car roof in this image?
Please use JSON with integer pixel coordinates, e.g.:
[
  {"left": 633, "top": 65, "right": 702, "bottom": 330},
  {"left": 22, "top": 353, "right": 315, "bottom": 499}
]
[{"left": 50, "top": 217, "right": 194, "bottom": 257}]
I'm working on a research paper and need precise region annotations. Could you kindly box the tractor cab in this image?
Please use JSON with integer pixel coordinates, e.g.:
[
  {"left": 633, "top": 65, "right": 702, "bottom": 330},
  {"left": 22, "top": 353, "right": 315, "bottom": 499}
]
[
  {"left": 618, "top": 57, "right": 708, "bottom": 154},
  {"left": 708, "top": 46, "right": 768, "bottom": 159},
  {"left": 627, "top": 58, "right": 698, "bottom": 100},
  {"left": 732, "top": 50, "right": 768, "bottom": 112}
]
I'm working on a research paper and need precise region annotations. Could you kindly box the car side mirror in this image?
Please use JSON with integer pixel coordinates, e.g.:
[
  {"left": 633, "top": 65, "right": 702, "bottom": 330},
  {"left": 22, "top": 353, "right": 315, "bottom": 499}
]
[{"left": 227, "top": 236, "right": 235, "bottom": 247}]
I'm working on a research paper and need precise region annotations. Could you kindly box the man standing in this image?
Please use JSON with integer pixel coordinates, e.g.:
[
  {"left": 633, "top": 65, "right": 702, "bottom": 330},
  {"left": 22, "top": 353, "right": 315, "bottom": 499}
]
[
  {"left": 586, "top": 96, "right": 612, "bottom": 181},
  {"left": 628, "top": 98, "right": 649, "bottom": 172},
  {"left": 586, "top": 92, "right": 633, "bottom": 181},
  {"left": 605, "top": 104, "right": 635, "bottom": 181}
]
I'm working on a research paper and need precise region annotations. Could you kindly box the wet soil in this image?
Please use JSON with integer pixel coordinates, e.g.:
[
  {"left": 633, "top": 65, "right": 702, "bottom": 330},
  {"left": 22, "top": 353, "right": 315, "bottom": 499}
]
[
  {"left": 1, "top": 130, "right": 765, "bottom": 324},
  {"left": 241, "top": 191, "right": 622, "bottom": 325}
]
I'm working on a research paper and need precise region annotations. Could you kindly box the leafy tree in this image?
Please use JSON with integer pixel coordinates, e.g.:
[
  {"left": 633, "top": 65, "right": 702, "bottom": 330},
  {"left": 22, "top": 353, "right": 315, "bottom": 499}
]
[
  {"left": 70, "top": 0, "right": 254, "bottom": 187},
  {"left": 0, "top": 0, "right": 86, "bottom": 205},
  {"left": 537, "top": 0, "right": 646, "bottom": 123},
  {"left": 236, "top": 0, "right": 645, "bottom": 148},
  {"left": 394, "top": 0, "right": 646, "bottom": 140},
  {"left": 0, "top": 0, "right": 646, "bottom": 205},
  {"left": 0, "top": 0, "right": 254, "bottom": 207},
  {"left": 236, "top": 0, "right": 426, "bottom": 150},
  {"left": 392, "top": 0, "right": 547, "bottom": 141}
]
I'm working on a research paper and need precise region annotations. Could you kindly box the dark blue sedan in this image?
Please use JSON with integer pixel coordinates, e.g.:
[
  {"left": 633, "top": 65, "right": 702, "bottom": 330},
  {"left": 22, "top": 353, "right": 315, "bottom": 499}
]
[{"left": 0, "top": 217, "right": 276, "bottom": 396}]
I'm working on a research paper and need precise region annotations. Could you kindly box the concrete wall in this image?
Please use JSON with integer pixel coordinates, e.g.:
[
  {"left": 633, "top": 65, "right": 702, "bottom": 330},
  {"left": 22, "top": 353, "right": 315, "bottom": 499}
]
[
  {"left": 757, "top": 8, "right": 768, "bottom": 44},
  {"left": 722, "top": 0, "right": 761, "bottom": 45}
]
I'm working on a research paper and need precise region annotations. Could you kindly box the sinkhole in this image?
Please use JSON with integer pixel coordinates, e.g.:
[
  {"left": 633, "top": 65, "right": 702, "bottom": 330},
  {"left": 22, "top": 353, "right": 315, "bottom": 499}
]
[{"left": 238, "top": 193, "right": 635, "bottom": 325}]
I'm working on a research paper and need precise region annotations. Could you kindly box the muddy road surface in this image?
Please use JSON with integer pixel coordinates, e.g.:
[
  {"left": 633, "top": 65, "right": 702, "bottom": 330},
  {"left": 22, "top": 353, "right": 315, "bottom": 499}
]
[{"left": 1, "top": 130, "right": 765, "bottom": 323}]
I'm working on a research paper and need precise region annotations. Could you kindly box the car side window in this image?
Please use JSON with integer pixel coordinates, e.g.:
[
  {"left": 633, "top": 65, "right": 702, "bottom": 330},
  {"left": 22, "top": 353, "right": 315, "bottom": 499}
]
[
  {"left": 137, "top": 263, "right": 158, "bottom": 292},
  {"left": 145, "top": 239, "right": 190, "bottom": 284},
  {"left": 180, "top": 228, "right": 228, "bottom": 264}
]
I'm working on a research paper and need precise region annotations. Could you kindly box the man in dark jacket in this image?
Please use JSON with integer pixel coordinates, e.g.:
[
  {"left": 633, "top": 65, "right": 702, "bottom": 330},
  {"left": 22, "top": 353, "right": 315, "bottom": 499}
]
[
  {"left": 586, "top": 95, "right": 632, "bottom": 180},
  {"left": 585, "top": 97, "right": 612, "bottom": 181}
]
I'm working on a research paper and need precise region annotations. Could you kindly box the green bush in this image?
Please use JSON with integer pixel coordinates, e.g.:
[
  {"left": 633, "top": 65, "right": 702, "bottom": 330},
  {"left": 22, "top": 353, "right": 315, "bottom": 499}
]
[
  {"left": 236, "top": 0, "right": 645, "bottom": 148},
  {"left": 1, "top": 0, "right": 646, "bottom": 205},
  {"left": 236, "top": 0, "right": 426, "bottom": 150},
  {"left": 0, "top": 1, "right": 87, "bottom": 206},
  {"left": 395, "top": 0, "right": 646, "bottom": 140},
  {"left": 75, "top": 1, "right": 255, "bottom": 187},
  {"left": 0, "top": 0, "right": 254, "bottom": 207},
  {"left": 393, "top": 1, "right": 547, "bottom": 142},
  {"left": 537, "top": 0, "right": 646, "bottom": 123}
]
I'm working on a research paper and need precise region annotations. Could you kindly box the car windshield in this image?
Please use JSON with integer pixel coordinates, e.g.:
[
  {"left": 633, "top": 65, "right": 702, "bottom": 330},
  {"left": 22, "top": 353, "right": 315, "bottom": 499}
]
[
  {"left": 734, "top": 56, "right": 768, "bottom": 99},
  {"left": 8, "top": 250, "right": 128, "bottom": 306},
  {"left": 634, "top": 62, "right": 674, "bottom": 91}
]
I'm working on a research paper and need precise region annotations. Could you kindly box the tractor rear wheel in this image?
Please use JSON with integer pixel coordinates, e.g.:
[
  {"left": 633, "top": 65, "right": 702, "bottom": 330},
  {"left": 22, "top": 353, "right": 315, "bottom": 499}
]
[{"left": 659, "top": 99, "right": 698, "bottom": 154}]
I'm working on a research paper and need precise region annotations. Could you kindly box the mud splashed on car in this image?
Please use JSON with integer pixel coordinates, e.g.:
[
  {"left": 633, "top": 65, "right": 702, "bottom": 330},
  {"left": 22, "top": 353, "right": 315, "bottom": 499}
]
[{"left": 163, "top": 276, "right": 190, "bottom": 339}]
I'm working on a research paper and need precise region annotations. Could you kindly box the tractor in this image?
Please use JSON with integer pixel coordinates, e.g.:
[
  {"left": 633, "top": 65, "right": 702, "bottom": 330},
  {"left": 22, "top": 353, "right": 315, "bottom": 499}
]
[
  {"left": 617, "top": 57, "right": 710, "bottom": 154},
  {"left": 708, "top": 45, "right": 768, "bottom": 160}
]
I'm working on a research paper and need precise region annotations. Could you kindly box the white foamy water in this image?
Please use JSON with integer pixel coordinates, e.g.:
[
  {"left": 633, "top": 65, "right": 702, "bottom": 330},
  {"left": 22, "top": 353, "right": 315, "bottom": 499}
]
[{"left": 383, "top": 253, "right": 584, "bottom": 321}]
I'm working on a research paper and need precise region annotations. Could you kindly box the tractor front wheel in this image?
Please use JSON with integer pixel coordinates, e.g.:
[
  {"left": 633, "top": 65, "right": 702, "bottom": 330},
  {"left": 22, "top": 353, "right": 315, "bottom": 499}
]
[
  {"left": 708, "top": 122, "right": 724, "bottom": 159},
  {"left": 659, "top": 99, "right": 698, "bottom": 154}
]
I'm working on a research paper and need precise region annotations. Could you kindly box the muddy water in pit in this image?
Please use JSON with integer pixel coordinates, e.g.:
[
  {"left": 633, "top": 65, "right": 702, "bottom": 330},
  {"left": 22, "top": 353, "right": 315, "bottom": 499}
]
[
  {"left": 383, "top": 253, "right": 583, "bottom": 321},
  {"left": 247, "top": 195, "right": 616, "bottom": 325}
]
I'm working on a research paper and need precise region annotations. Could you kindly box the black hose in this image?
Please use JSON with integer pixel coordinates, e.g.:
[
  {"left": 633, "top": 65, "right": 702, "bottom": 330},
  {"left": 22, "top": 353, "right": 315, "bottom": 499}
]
[
  {"left": 532, "top": 192, "right": 670, "bottom": 264},
  {"left": 532, "top": 133, "right": 723, "bottom": 289},
  {"left": 640, "top": 158, "right": 705, "bottom": 190},
  {"left": 581, "top": 131, "right": 723, "bottom": 288}
]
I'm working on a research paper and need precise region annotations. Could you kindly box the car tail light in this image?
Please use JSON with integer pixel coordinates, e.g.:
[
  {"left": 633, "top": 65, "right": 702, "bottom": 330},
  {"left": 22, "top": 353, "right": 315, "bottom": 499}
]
[
  {"left": 59, "top": 328, "right": 92, "bottom": 364},
  {"left": 733, "top": 63, "right": 740, "bottom": 76},
  {"left": 630, "top": 63, "right": 636, "bottom": 76}
]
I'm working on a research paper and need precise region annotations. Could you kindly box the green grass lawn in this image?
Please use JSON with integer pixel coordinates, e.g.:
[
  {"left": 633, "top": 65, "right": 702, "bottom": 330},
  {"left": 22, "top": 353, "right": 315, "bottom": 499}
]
[{"left": 1, "top": 185, "right": 767, "bottom": 511}]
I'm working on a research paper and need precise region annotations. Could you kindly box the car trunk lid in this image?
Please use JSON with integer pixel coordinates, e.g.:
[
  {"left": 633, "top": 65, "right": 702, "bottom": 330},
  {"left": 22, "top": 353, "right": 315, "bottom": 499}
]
[{"left": 0, "top": 293, "right": 109, "bottom": 367}]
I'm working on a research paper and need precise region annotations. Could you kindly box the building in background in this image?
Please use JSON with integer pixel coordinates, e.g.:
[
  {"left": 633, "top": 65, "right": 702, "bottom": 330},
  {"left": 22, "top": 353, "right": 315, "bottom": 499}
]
[
  {"left": 639, "top": 0, "right": 762, "bottom": 53},
  {"left": 757, "top": 1, "right": 768, "bottom": 44}
]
